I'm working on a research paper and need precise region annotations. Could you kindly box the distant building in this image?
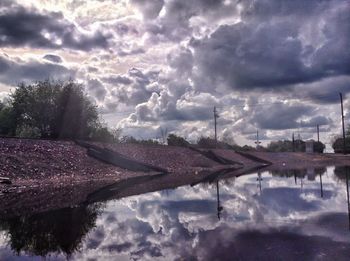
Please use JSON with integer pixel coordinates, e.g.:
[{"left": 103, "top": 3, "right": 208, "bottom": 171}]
[{"left": 305, "top": 140, "right": 314, "bottom": 153}]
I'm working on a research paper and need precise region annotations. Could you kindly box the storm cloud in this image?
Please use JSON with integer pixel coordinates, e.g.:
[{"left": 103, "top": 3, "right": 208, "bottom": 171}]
[
  {"left": 0, "top": 0, "right": 349, "bottom": 146},
  {"left": 0, "top": 4, "right": 110, "bottom": 50},
  {"left": 191, "top": 0, "right": 350, "bottom": 91},
  {"left": 0, "top": 54, "right": 75, "bottom": 85}
]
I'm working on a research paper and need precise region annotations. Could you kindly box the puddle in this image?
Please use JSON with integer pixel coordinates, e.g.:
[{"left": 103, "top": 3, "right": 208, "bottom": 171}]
[{"left": 1, "top": 166, "right": 350, "bottom": 260}]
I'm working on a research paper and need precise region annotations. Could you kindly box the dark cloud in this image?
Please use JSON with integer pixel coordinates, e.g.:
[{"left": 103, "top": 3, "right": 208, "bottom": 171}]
[
  {"left": 0, "top": 54, "right": 75, "bottom": 85},
  {"left": 0, "top": 4, "right": 110, "bottom": 50},
  {"left": 190, "top": 0, "right": 350, "bottom": 91},
  {"left": 87, "top": 66, "right": 99, "bottom": 73},
  {"left": 143, "top": 0, "right": 238, "bottom": 42},
  {"left": 311, "top": 4, "right": 350, "bottom": 77},
  {"left": 111, "top": 68, "right": 159, "bottom": 105},
  {"left": 43, "top": 54, "right": 63, "bottom": 63},
  {"left": 0, "top": 0, "right": 15, "bottom": 8},
  {"left": 293, "top": 76, "right": 350, "bottom": 104},
  {"left": 114, "top": 22, "right": 139, "bottom": 36},
  {"left": 194, "top": 226, "right": 350, "bottom": 261},
  {"left": 251, "top": 103, "right": 313, "bottom": 130},
  {"left": 86, "top": 226, "right": 105, "bottom": 249},
  {"left": 87, "top": 78, "right": 107, "bottom": 101},
  {"left": 101, "top": 242, "right": 132, "bottom": 253},
  {"left": 102, "top": 75, "right": 132, "bottom": 85},
  {"left": 99, "top": 101, "right": 119, "bottom": 114},
  {"left": 301, "top": 116, "right": 333, "bottom": 128},
  {"left": 167, "top": 47, "right": 193, "bottom": 78},
  {"left": 193, "top": 22, "right": 311, "bottom": 89}
]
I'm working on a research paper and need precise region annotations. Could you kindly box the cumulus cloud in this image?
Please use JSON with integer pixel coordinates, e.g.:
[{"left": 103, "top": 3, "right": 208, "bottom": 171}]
[
  {"left": 0, "top": 54, "right": 75, "bottom": 85},
  {"left": 0, "top": 3, "right": 110, "bottom": 50},
  {"left": 191, "top": 0, "right": 350, "bottom": 92},
  {"left": 131, "top": 0, "right": 164, "bottom": 20},
  {"left": 43, "top": 54, "right": 63, "bottom": 63},
  {"left": 87, "top": 78, "right": 107, "bottom": 102},
  {"left": 251, "top": 103, "right": 314, "bottom": 130},
  {"left": 0, "top": 0, "right": 348, "bottom": 145},
  {"left": 110, "top": 68, "right": 160, "bottom": 106}
]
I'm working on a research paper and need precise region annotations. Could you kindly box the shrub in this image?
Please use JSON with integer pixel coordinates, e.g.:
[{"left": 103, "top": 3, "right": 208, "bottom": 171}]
[
  {"left": 16, "top": 125, "right": 41, "bottom": 138},
  {"left": 332, "top": 137, "right": 350, "bottom": 153},
  {"left": 313, "top": 141, "right": 325, "bottom": 153},
  {"left": 167, "top": 134, "right": 190, "bottom": 147}
]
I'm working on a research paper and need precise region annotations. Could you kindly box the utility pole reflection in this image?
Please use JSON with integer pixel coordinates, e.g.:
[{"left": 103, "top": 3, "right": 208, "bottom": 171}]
[
  {"left": 346, "top": 167, "right": 350, "bottom": 230},
  {"left": 257, "top": 172, "right": 263, "bottom": 193},
  {"left": 216, "top": 180, "right": 223, "bottom": 220},
  {"left": 319, "top": 173, "right": 323, "bottom": 198}
]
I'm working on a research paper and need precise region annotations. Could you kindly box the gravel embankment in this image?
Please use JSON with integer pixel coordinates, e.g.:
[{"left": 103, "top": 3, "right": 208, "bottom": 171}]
[
  {"left": 0, "top": 138, "right": 233, "bottom": 218},
  {"left": 93, "top": 142, "right": 226, "bottom": 173},
  {"left": 0, "top": 138, "right": 140, "bottom": 187}
]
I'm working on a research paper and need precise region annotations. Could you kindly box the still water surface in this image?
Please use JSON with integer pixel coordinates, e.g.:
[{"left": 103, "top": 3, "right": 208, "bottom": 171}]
[{"left": 1, "top": 166, "right": 350, "bottom": 260}]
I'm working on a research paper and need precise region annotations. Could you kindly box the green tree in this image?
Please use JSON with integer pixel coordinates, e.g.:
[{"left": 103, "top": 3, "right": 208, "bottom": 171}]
[
  {"left": 267, "top": 139, "right": 305, "bottom": 152},
  {"left": 54, "top": 81, "right": 98, "bottom": 139},
  {"left": 332, "top": 137, "right": 350, "bottom": 153},
  {"left": 167, "top": 134, "right": 190, "bottom": 147},
  {"left": 11, "top": 81, "right": 62, "bottom": 137},
  {"left": 196, "top": 136, "right": 238, "bottom": 149},
  {"left": 0, "top": 103, "right": 16, "bottom": 136},
  {"left": 313, "top": 141, "right": 325, "bottom": 153},
  {"left": 4, "top": 80, "right": 109, "bottom": 140}
]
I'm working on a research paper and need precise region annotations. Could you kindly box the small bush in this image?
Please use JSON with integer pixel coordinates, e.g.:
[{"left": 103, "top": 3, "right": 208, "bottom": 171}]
[
  {"left": 167, "top": 134, "right": 190, "bottom": 147},
  {"left": 120, "top": 136, "right": 160, "bottom": 145},
  {"left": 16, "top": 125, "right": 41, "bottom": 138},
  {"left": 313, "top": 141, "right": 325, "bottom": 153}
]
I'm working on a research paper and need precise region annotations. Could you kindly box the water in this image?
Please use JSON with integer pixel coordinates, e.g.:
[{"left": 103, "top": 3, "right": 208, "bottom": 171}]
[{"left": 1, "top": 166, "right": 350, "bottom": 260}]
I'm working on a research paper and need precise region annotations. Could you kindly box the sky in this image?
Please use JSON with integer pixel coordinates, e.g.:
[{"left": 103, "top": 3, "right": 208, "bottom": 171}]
[{"left": 0, "top": 0, "right": 349, "bottom": 147}]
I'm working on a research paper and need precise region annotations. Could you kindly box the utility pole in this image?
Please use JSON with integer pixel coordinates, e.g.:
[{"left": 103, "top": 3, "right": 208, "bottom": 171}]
[
  {"left": 317, "top": 124, "right": 320, "bottom": 142},
  {"left": 340, "top": 93, "right": 346, "bottom": 154},
  {"left": 213, "top": 106, "right": 219, "bottom": 146},
  {"left": 292, "top": 132, "right": 295, "bottom": 152}
]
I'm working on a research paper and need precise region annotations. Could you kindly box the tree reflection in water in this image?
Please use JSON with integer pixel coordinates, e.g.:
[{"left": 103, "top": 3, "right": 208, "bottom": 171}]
[
  {"left": 334, "top": 166, "right": 350, "bottom": 182},
  {"left": 333, "top": 166, "right": 350, "bottom": 230},
  {"left": 0, "top": 203, "right": 103, "bottom": 257}
]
